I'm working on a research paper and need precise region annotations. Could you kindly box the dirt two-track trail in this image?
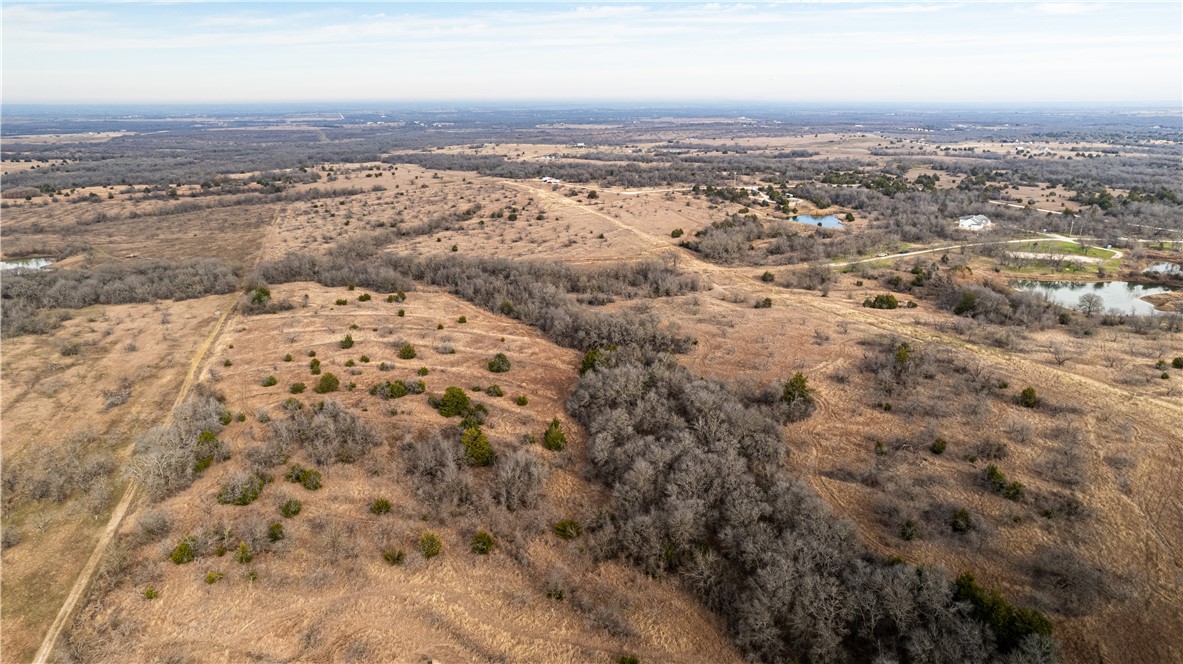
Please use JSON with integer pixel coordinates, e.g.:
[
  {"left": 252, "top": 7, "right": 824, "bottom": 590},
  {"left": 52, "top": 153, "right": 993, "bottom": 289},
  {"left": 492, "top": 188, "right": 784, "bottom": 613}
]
[{"left": 31, "top": 299, "right": 239, "bottom": 664}]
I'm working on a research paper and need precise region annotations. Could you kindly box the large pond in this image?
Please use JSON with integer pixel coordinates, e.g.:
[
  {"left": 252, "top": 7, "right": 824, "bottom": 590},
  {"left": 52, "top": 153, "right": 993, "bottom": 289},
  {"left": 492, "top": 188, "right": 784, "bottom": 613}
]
[
  {"left": 0, "top": 257, "right": 53, "bottom": 271},
  {"left": 1011, "top": 279, "right": 1174, "bottom": 316},
  {"left": 1143, "top": 262, "right": 1181, "bottom": 275},
  {"left": 790, "top": 214, "right": 845, "bottom": 229}
]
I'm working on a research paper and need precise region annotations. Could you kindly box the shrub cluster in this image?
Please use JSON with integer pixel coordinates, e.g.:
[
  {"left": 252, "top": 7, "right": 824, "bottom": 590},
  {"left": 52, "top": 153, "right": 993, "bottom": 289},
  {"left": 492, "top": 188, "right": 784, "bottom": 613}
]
[
  {"left": 125, "top": 396, "right": 228, "bottom": 501},
  {"left": 370, "top": 379, "right": 424, "bottom": 399},
  {"left": 487, "top": 353, "right": 511, "bottom": 373},
  {"left": 863, "top": 293, "right": 899, "bottom": 309},
  {"left": 216, "top": 472, "right": 266, "bottom": 506},
  {"left": 270, "top": 401, "right": 378, "bottom": 465}
]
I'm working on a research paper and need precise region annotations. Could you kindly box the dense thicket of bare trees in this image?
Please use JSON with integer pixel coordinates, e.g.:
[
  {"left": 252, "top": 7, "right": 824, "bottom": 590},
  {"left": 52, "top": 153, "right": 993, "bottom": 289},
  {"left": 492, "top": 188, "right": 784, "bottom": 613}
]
[
  {"left": 1, "top": 258, "right": 239, "bottom": 337},
  {"left": 256, "top": 236, "right": 699, "bottom": 352},
  {"left": 568, "top": 352, "right": 1058, "bottom": 663}
]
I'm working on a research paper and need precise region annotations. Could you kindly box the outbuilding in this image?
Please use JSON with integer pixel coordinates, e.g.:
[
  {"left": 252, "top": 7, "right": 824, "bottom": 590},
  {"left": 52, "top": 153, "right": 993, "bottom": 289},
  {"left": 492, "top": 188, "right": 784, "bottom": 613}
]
[{"left": 958, "top": 214, "right": 992, "bottom": 231}]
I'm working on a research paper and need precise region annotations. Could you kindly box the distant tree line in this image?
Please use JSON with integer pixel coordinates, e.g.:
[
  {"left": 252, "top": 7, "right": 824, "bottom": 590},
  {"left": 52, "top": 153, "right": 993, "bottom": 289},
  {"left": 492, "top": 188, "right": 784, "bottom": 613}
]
[
  {"left": 256, "top": 234, "right": 700, "bottom": 353},
  {"left": 1, "top": 258, "right": 239, "bottom": 337}
]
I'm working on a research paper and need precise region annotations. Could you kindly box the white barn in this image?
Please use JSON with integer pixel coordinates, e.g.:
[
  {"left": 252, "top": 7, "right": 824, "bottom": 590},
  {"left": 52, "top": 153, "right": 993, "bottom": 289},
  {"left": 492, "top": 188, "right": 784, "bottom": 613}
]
[{"left": 958, "top": 214, "right": 992, "bottom": 231}]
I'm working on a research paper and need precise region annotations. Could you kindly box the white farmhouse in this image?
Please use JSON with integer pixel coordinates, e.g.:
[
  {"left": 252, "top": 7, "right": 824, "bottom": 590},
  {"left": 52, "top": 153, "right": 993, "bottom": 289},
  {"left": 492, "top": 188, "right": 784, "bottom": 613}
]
[{"left": 958, "top": 214, "right": 992, "bottom": 231}]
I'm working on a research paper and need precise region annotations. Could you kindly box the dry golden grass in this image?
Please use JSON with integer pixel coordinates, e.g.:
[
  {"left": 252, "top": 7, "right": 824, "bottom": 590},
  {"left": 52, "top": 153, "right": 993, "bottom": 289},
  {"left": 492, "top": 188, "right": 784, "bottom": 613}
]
[
  {"left": 1, "top": 294, "right": 232, "bottom": 662},
  {"left": 63, "top": 283, "right": 740, "bottom": 663}
]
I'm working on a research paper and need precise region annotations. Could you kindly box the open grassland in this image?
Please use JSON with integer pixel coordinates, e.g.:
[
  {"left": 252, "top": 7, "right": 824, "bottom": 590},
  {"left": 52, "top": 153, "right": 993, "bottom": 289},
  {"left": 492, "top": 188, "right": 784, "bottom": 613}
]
[{"left": 1, "top": 294, "right": 231, "bottom": 662}]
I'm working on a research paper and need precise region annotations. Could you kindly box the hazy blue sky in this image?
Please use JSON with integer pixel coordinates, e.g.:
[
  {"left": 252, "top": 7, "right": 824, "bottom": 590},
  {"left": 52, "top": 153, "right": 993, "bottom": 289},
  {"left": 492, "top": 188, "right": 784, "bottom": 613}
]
[{"left": 3, "top": 2, "right": 1180, "bottom": 105}]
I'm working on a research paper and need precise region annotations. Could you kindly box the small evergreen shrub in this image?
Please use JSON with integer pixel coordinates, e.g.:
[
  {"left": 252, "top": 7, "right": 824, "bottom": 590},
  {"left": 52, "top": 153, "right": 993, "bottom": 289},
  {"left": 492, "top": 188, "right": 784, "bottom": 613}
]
[
  {"left": 553, "top": 520, "right": 582, "bottom": 540},
  {"left": 461, "top": 427, "right": 494, "bottom": 466},
  {"left": 1173, "top": 357, "right": 1183, "bottom": 369},
  {"left": 205, "top": 571, "right": 225, "bottom": 584},
  {"left": 1019, "top": 387, "right": 1039, "bottom": 408},
  {"left": 236, "top": 542, "right": 253, "bottom": 564},
  {"left": 761, "top": 271, "right": 775, "bottom": 283},
  {"left": 542, "top": 418, "right": 567, "bottom": 451},
  {"left": 457, "top": 316, "right": 467, "bottom": 324},
  {"left": 335, "top": 299, "right": 348, "bottom": 306},
  {"left": 283, "top": 353, "right": 293, "bottom": 362},
  {"left": 1003, "top": 481, "right": 1025, "bottom": 501},
  {"left": 782, "top": 372, "right": 814, "bottom": 406},
  {"left": 223, "top": 359, "right": 233, "bottom": 367},
  {"left": 359, "top": 355, "right": 370, "bottom": 363},
  {"left": 219, "top": 411, "right": 233, "bottom": 426},
  {"left": 267, "top": 522, "right": 285, "bottom": 542},
  {"left": 984, "top": 464, "right": 1008, "bottom": 492},
  {"left": 485, "top": 384, "right": 504, "bottom": 397},
  {"left": 370, "top": 498, "right": 393, "bottom": 515},
  {"left": 310, "top": 358, "right": 321, "bottom": 375},
  {"left": 290, "top": 382, "right": 306, "bottom": 394},
  {"left": 398, "top": 309, "right": 405, "bottom": 317},
  {"left": 437, "top": 387, "right": 472, "bottom": 417},
  {"left": 670, "top": 228, "right": 684, "bottom": 238},
  {"left": 487, "top": 353, "right": 511, "bottom": 373},
  {"left": 285, "top": 464, "right": 323, "bottom": 490},
  {"left": 358, "top": 293, "right": 372, "bottom": 302},
  {"left": 144, "top": 586, "right": 159, "bottom": 599},
  {"left": 262, "top": 375, "right": 277, "bottom": 387},
  {"left": 863, "top": 293, "right": 899, "bottom": 309},
  {"left": 900, "top": 519, "right": 917, "bottom": 541},
  {"left": 383, "top": 548, "right": 405, "bottom": 565},
  {"left": 471, "top": 530, "right": 496, "bottom": 554},
  {"left": 417, "top": 367, "right": 429, "bottom": 376},
  {"left": 951, "top": 508, "right": 973, "bottom": 533},
  {"left": 308, "top": 350, "right": 316, "bottom": 357},
  {"left": 419, "top": 532, "right": 443, "bottom": 559},
  {"left": 314, "top": 373, "right": 340, "bottom": 393},
  {"left": 340, "top": 335, "right": 354, "bottom": 349},
  {"left": 514, "top": 395, "right": 529, "bottom": 406},
  {"left": 398, "top": 344, "right": 417, "bottom": 359},
  {"left": 280, "top": 499, "right": 302, "bottom": 517},
  {"left": 170, "top": 538, "right": 196, "bottom": 564},
  {"left": 931, "top": 438, "right": 947, "bottom": 455}
]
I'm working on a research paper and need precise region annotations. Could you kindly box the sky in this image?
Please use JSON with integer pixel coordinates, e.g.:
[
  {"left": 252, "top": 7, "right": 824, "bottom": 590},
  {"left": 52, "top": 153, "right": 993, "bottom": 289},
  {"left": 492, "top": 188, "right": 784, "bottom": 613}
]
[{"left": 2, "top": 1, "right": 1180, "bottom": 106}]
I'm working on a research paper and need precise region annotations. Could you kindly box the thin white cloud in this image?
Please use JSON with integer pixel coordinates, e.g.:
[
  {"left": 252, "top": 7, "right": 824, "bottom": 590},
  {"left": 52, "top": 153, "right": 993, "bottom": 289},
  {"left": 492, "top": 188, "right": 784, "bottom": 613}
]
[{"left": 1031, "top": 2, "right": 1107, "bottom": 15}]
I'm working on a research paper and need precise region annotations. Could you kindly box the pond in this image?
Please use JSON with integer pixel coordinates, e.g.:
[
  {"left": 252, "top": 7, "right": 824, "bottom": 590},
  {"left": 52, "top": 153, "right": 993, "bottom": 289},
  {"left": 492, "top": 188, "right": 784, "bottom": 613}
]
[
  {"left": 790, "top": 214, "right": 845, "bottom": 229},
  {"left": 1011, "top": 279, "right": 1174, "bottom": 316},
  {"left": 1143, "top": 262, "right": 1181, "bottom": 275},
  {"left": 0, "top": 257, "right": 54, "bottom": 271}
]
